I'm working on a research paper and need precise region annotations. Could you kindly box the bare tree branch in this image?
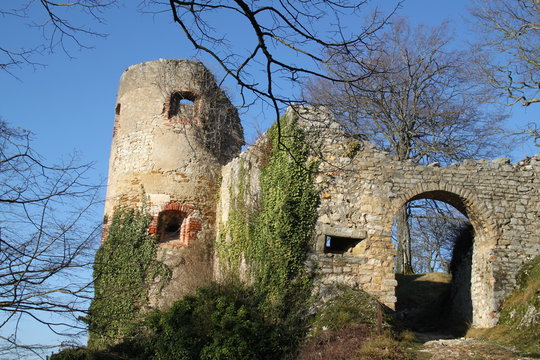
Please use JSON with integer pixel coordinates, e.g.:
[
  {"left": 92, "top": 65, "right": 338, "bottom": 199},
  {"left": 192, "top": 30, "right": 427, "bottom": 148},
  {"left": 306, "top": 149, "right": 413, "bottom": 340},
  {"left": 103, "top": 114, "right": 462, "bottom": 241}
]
[
  {"left": 408, "top": 200, "right": 468, "bottom": 273},
  {"left": 306, "top": 18, "right": 508, "bottom": 164},
  {"left": 142, "top": 0, "right": 398, "bottom": 145},
  {"left": 0, "top": 0, "right": 116, "bottom": 76},
  {"left": 0, "top": 120, "right": 102, "bottom": 357},
  {"left": 305, "top": 18, "right": 509, "bottom": 273},
  {"left": 471, "top": 0, "right": 540, "bottom": 107}
]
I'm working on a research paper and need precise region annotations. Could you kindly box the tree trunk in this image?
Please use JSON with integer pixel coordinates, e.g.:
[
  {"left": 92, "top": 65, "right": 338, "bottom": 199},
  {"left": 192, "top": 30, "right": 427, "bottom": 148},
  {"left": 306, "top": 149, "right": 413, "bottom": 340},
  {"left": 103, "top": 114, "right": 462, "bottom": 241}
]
[{"left": 396, "top": 204, "right": 414, "bottom": 274}]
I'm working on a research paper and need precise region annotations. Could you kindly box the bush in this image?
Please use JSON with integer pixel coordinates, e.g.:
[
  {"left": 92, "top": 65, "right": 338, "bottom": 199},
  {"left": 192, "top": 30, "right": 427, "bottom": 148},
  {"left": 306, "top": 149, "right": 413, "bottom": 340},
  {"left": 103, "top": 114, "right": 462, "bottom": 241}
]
[
  {"left": 50, "top": 348, "right": 126, "bottom": 360},
  {"left": 114, "top": 282, "right": 294, "bottom": 360}
]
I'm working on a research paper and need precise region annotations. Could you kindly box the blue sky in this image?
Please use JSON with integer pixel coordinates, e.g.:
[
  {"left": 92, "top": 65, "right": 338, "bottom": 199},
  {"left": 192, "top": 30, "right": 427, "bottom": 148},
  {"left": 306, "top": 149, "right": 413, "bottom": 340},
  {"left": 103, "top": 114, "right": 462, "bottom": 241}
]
[
  {"left": 1, "top": 0, "right": 538, "bottom": 181},
  {"left": 1, "top": 0, "right": 538, "bottom": 355}
]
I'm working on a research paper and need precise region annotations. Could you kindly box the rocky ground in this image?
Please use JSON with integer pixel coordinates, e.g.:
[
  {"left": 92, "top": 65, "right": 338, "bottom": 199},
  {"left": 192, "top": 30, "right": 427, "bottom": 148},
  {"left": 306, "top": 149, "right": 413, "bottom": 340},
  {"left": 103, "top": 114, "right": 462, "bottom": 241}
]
[{"left": 417, "top": 334, "right": 539, "bottom": 360}]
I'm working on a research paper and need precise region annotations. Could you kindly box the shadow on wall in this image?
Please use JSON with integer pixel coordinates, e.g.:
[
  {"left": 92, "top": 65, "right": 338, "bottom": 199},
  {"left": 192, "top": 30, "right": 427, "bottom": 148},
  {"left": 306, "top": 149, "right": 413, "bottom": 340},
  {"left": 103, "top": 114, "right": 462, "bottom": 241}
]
[{"left": 448, "top": 224, "right": 474, "bottom": 330}]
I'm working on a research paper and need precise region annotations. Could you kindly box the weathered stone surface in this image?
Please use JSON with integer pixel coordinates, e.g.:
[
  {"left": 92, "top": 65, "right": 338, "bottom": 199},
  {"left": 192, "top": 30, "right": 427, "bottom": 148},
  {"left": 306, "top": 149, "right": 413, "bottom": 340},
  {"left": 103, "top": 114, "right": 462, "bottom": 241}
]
[
  {"left": 217, "top": 106, "right": 539, "bottom": 328},
  {"left": 292, "top": 107, "right": 539, "bottom": 328},
  {"left": 104, "top": 60, "right": 539, "bottom": 329},
  {"left": 103, "top": 59, "right": 244, "bottom": 309}
]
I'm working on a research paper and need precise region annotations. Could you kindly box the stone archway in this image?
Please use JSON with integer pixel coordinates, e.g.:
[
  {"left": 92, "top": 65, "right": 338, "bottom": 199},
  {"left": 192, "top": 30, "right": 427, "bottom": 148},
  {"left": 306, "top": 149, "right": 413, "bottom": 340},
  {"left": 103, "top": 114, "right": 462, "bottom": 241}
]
[
  {"left": 390, "top": 186, "right": 500, "bottom": 328},
  {"left": 216, "top": 108, "right": 539, "bottom": 330}
]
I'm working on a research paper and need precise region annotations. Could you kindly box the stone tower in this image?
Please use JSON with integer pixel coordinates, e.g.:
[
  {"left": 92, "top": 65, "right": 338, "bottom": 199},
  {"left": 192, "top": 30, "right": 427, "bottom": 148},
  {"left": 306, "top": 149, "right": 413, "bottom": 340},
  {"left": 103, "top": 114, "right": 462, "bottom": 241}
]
[{"left": 103, "top": 59, "right": 244, "bottom": 309}]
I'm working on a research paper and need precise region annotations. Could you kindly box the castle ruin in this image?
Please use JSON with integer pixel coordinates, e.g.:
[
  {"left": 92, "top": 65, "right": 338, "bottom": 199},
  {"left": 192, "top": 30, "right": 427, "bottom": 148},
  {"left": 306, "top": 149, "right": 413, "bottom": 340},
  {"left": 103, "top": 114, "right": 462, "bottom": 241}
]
[{"left": 104, "top": 59, "right": 540, "bottom": 329}]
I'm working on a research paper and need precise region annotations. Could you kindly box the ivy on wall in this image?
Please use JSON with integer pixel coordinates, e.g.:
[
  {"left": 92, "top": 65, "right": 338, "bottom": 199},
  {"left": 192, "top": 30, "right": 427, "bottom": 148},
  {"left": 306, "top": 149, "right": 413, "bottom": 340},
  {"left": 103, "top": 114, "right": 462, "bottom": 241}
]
[
  {"left": 88, "top": 208, "right": 170, "bottom": 349},
  {"left": 218, "top": 114, "right": 319, "bottom": 318},
  {"left": 86, "top": 113, "right": 319, "bottom": 353},
  {"left": 217, "top": 160, "right": 250, "bottom": 279}
]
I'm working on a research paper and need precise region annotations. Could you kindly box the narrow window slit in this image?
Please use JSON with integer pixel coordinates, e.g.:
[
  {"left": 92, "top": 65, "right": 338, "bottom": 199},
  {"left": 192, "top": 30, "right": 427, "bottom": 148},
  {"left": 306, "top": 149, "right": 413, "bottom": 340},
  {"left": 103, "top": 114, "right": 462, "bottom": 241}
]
[{"left": 324, "top": 235, "right": 362, "bottom": 254}]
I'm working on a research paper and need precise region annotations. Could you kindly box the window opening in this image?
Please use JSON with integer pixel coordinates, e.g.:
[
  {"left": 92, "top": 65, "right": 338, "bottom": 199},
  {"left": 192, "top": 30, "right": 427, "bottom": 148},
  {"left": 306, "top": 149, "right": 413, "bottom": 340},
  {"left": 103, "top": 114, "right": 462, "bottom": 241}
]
[
  {"left": 324, "top": 235, "right": 362, "bottom": 254},
  {"left": 115, "top": 103, "right": 121, "bottom": 115},
  {"left": 158, "top": 210, "right": 183, "bottom": 242},
  {"left": 168, "top": 91, "right": 196, "bottom": 118}
]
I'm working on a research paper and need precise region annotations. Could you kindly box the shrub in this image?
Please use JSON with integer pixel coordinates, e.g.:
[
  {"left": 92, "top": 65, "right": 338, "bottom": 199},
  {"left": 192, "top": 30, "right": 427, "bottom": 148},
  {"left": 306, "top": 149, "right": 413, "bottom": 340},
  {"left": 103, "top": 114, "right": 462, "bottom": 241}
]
[{"left": 115, "top": 282, "right": 293, "bottom": 360}]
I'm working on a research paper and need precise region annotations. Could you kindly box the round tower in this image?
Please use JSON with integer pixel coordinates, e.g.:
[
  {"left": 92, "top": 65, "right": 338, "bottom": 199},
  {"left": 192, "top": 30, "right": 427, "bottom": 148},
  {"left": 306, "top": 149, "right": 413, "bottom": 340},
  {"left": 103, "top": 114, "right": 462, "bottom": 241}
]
[{"left": 103, "top": 59, "right": 244, "bottom": 309}]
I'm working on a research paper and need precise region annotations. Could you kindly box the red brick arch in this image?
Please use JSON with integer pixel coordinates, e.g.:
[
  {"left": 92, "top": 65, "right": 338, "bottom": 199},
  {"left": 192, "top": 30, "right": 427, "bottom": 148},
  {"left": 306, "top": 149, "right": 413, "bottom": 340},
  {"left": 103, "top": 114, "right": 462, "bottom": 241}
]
[{"left": 148, "top": 202, "right": 201, "bottom": 247}]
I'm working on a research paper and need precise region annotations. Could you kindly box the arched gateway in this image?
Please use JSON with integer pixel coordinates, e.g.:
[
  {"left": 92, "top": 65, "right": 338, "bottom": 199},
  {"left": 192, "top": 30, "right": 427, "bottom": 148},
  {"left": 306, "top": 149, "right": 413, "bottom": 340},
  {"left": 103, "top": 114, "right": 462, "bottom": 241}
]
[{"left": 286, "top": 108, "right": 540, "bottom": 328}]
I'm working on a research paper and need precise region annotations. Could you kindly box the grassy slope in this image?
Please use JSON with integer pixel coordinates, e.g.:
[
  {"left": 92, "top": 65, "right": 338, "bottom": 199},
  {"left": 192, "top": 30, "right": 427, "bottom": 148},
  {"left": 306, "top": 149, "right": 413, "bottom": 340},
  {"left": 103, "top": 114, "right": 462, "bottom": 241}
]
[{"left": 469, "top": 255, "right": 540, "bottom": 355}]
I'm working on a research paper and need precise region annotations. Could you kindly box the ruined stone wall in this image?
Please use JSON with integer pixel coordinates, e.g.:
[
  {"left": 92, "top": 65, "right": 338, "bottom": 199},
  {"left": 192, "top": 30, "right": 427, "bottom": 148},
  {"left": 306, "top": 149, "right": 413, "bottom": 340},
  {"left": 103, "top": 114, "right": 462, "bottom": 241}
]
[
  {"left": 215, "top": 136, "right": 265, "bottom": 283},
  {"left": 104, "top": 59, "right": 243, "bottom": 309},
  {"left": 217, "top": 107, "right": 539, "bottom": 328},
  {"left": 104, "top": 59, "right": 538, "bottom": 329},
  {"left": 294, "top": 107, "right": 540, "bottom": 327},
  {"left": 297, "top": 107, "right": 398, "bottom": 308}
]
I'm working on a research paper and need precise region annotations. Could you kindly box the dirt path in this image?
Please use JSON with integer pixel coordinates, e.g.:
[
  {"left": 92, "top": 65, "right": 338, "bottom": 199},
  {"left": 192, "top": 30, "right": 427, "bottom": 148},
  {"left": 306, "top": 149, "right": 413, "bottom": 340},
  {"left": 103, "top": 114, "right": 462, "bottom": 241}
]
[{"left": 417, "top": 334, "right": 538, "bottom": 360}]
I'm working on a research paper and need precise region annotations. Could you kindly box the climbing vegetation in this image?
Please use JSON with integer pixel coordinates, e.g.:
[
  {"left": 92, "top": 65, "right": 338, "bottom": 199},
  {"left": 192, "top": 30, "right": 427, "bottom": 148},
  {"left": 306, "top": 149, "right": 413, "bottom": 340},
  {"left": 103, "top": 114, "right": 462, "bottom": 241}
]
[
  {"left": 251, "top": 118, "right": 319, "bottom": 311},
  {"left": 218, "top": 114, "right": 319, "bottom": 318},
  {"left": 57, "top": 115, "right": 320, "bottom": 358},
  {"left": 87, "top": 207, "right": 170, "bottom": 349},
  {"left": 216, "top": 160, "right": 250, "bottom": 280},
  {"left": 53, "top": 115, "right": 424, "bottom": 359}
]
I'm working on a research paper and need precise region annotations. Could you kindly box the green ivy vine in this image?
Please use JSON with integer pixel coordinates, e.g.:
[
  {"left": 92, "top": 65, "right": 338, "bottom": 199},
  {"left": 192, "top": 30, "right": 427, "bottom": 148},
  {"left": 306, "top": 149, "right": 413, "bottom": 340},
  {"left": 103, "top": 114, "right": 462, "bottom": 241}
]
[
  {"left": 217, "top": 160, "right": 251, "bottom": 279},
  {"left": 88, "top": 207, "right": 170, "bottom": 350},
  {"left": 218, "top": 114, "right": 319, "bottom": 320}
]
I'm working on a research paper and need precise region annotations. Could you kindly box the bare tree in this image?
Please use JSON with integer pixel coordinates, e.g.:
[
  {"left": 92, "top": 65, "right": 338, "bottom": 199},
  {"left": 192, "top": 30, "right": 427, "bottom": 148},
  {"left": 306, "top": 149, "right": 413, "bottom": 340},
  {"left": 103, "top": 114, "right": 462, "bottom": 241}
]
[
  {"left": 0, "top": 0, "right": 115, "bottom": 76},
  {"left": 515, "top": 122, "right": 540, "bottom": 147},
  {"left": 306, "top": 18, "right": 507, "bottom": 273},
  {"left": 143, "top": 0, "right": 397, "bottom": 129},
  {"left": 471, "top": 0, "right": 540, "bottom": 107},
  {"left": 0, "top": 120, "right": 101, "bottom": 358},
  {"left": 407, "top": 200, "right": 468, "bottom": 274},
  {"left": 470, "top": 0, "right": 540, "bottom": 147}
]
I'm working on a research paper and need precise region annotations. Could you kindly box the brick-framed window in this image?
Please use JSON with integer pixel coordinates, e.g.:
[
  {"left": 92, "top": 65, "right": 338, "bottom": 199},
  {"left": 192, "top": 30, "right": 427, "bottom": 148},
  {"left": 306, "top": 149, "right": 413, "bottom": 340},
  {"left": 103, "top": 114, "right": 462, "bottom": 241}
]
[
  {"left": 158, "top": 210, "right": 183, "bottom": 242},
  {"left": 148, "top": 202, "right": 201, "bottom": 247}
]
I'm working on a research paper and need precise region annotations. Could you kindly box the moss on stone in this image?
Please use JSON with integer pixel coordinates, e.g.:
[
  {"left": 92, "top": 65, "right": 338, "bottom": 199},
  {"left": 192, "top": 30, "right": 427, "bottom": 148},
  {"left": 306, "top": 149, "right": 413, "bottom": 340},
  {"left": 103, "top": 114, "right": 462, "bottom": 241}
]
[
  {"left": 470, "top": 254, "right": 540, "bottom": 354},
  {"left": 311, "top": 285, "right": 392, "bottom": 337}
]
